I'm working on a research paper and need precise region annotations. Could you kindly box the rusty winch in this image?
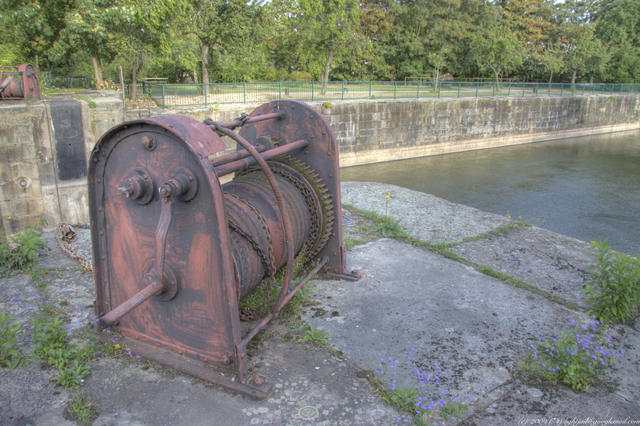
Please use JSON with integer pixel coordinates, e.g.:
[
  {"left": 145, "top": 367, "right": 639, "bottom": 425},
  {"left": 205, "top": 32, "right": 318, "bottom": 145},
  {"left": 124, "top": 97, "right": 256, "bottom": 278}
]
[
  {"left": 88, "top": 100, "right": 359, "bottom": 398},
  {"left": 0, "top": 64, "right": 40, "bottom": 100}
]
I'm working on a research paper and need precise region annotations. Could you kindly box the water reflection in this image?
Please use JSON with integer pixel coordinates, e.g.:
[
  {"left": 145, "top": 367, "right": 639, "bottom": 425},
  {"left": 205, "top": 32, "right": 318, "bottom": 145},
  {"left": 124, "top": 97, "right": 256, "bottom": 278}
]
[{"left": 341, "top": 130, "right": 640, "bottom": 255}]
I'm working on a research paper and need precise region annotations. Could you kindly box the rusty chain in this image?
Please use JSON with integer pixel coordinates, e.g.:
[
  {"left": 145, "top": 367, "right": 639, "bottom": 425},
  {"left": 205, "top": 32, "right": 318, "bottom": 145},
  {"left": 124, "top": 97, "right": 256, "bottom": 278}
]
[{"left": 55, "top": 223, "right": 93, "bottom": 271}]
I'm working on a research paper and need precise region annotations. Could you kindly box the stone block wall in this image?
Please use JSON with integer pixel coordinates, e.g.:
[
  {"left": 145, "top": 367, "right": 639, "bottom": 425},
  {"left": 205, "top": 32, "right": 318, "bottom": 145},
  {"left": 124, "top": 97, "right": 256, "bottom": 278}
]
[
  {"left": 321, "top": 95, "right": 640, "bottom": 167},
  {"left": 0, "top": 96, "right": 123, "bottom": 238},
  {"left": 1, "top": 94, "right": 639, "bottom": 237}
]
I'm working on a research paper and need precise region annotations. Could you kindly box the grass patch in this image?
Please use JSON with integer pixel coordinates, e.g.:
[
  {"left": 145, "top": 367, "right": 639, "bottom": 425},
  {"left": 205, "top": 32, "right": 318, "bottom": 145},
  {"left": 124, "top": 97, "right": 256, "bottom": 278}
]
[
  {"left": 458, "top": 222, "right": 530, "bottom": 245},
  {"left": 298, "top": 324, "right": 330, "bottom": 345},
  {"left": 439, "top": 401, "right": 468, "bottom": 419},
  {"left": 343, "top": 236, "right": 369, "bottom": 249},
  {"left": 65, "top": 391, "right": 99, "bottom": 425},
  {"left": 584, "top": 240, "right": 640, "bottom": 324},
  {"left": 32, "top": 314, "right": 98, "bottom": 388},
  {"left": 0, "top": 309, "right": 25, "bottom": 368},
  {"left": 0, "top": 229, "right": 46, "bottom": 277}
]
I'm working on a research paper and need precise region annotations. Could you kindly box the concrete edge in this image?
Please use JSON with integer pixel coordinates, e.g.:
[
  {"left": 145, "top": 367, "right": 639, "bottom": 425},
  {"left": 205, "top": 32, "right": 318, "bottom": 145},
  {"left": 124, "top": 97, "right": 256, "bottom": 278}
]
[{"left": 340, "top": 122, "right": 640, "bottom": 167}]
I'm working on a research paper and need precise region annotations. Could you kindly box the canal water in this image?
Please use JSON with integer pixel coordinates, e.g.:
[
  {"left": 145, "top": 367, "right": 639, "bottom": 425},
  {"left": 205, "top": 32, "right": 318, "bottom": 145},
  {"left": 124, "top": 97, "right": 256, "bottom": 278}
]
[{"left": 341, "top": 130, "right": 640, "bottom": 256}]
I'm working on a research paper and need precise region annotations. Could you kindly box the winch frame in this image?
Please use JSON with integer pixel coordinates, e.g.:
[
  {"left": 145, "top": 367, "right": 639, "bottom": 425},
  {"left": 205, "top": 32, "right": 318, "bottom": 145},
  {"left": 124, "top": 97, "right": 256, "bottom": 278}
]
[{"left": 88, "top": 100, "right": 359, "bottom": 398}]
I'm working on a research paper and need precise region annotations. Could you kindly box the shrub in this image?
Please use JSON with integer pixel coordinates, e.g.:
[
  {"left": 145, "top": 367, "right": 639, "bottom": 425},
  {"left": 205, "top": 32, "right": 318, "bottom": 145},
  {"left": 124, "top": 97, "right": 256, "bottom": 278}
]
[{"left": 584, "top": 241, "right": 640, "bottom": 323}]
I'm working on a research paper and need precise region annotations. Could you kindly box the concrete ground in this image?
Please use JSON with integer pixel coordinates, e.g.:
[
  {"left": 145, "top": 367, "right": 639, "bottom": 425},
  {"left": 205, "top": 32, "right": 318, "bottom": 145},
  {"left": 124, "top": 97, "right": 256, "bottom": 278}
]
[{"left": 1, "top": 181, "right": 638, "bottom": 425}]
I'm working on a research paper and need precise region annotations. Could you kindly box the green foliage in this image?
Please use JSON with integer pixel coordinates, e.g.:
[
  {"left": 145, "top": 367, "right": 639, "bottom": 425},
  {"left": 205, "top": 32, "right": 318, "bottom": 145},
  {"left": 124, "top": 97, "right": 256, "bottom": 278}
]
[
  {"left": 439, "top": 401, "right": 468, "bottom": 419},
  {"left": 298, "top": 325, "right": 330, "bottom": 345},
  {"left": 374, "top": 378, "right": 419, "bottom": 414},
  {"left": 520, "top": 321, "right": 618, "bottom": 392},
  {"left": 0, "top": 230, "right": 46, "bottom": 277},
  {"left": 66, "top": 391, "right": 99, "bottom": 425},
  {"left": 32, "top": 315, "right": 93, "bottom": 388},
  {"left": 2, "top": 0, "right": 640, "bottom": 85},
  {"left": 0, "top": 309, "right": 25, "bottom": 369},
  {"left": 584, "top": 241, "right": 640, "bottom": 323}
]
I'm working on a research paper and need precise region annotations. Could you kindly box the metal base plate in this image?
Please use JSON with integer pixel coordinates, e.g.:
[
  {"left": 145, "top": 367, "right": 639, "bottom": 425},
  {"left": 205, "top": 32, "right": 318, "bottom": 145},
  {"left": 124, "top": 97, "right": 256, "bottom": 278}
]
[{"left": 120, "top": 337, "right": 272, "bottom": 399}]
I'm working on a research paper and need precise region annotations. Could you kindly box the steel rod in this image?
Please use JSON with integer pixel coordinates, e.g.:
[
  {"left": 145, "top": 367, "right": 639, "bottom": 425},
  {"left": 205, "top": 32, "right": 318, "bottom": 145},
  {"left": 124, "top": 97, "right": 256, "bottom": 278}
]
[
  {"left": 209, "top": 144, "right": 268, "bottom": 167},
  {"left": 99, "top": 279, "right": 164, "bottom": 327},
  {"left": 213, "top": 139, "right": 309, "bottom": 176},
  {"left": 218, "top": 112, "right": 284, "bottom": 130}
]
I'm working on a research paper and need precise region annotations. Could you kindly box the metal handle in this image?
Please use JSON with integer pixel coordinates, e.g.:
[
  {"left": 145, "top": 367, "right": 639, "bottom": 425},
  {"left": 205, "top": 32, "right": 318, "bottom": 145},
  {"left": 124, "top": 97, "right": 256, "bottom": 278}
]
[{"left": 99, "top": 189, "right": 177, "bottom": 327}]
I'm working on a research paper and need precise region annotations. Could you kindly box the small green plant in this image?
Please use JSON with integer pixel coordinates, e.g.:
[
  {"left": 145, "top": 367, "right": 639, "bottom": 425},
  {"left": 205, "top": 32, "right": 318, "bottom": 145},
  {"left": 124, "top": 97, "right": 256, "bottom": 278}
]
[
  {"left": 519, "top": 320, "right": 619, "bottom": 392},
  {"left": 343, "top": 236, "right": 368, "bottom": 249},
  {"left": 372, "top": 377, "right": 419, "bottom": 414},
  {"left": 321, "top": 101, "right": 333, "bottom": 109},
  {"left": 298, "top": 324, "right": 330, "bottom": 345},
  {"left": 439, "top": 401, "right": 468, "bottom": 418},
  {"left": 0, "top": 309, "right": 25, "bottom": 368},
  {"left": 584, "top": 241, "right": 640, "bottom": 323},
  {"left": 32, "top": 314, "right": 93, "bottom": 388},
  {"left": 66, "top": 391, "right": 99, "bottom": 425},
  {"left": 0, "top": 229, "right": 46, "bottom": 276},
  {"left": 30, "top": 268, "right": 49, "bottom": 287}
]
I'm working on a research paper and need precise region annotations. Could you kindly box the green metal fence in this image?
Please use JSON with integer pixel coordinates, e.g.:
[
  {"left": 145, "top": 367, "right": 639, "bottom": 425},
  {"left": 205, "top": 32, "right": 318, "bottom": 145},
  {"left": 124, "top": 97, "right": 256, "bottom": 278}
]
[
  {"left": 42, "top": 73, "right": 91, "bottom": 89},
  {"left": 126, "top": 80, "right": 640, "bottom": 108}
]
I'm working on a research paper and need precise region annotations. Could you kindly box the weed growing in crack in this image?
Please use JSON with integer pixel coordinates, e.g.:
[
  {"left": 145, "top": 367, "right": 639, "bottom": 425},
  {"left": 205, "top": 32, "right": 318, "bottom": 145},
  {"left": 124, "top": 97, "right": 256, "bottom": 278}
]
[
  {"left": 584, "top": 241, "right": 640, "bottom": 324},
  {"left": 32, "top": 314, "right": 97, "bottom": 388},
  {"left": 519, "top": 318, "right": 621, "bottom": 392},
  {"left": 369, "top": 342, "right": 472, "bottom": 424},
  {"left": 0, "top": 308, "right": 25, "bottom": 368},
  {"left": 66, "top": 391, "right": 99, "bottom": 425},
  {"left": 298, "top": 324, "right": 330, "bottom": 345}
]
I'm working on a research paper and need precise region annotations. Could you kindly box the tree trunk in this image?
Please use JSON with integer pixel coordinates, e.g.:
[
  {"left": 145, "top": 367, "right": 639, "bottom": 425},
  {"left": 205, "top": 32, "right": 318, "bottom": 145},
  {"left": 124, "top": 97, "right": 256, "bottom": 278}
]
[
  {"left": 549, "top": 70, "right": 554, "bottom": 84},
  {"left": 321, "top": 46, "right": 334, "bottom": 95},
  {"left": 130, "top": 58, "right": 139, "bottom": 100},
  {"left": 433, "top": 67, "right": 440, "bottom": 94},
  {"left": 201, "top": 42, "right": 209, "bottom": 97},
  {"left": 571, "top": 68, "right": 577, "bottom": 85},
  {"left": 488, "top": 63, "right": 501, "bottom": 90},
  {"left": 91, "top": 55, "right": 103, "bottom": 89}
]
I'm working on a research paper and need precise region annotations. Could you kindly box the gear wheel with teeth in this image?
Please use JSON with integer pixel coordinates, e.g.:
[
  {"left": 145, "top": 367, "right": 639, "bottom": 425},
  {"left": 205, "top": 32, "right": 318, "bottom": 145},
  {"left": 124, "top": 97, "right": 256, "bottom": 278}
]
[{"left": 234, "top": 155, "right": 335, "bottom": 265}]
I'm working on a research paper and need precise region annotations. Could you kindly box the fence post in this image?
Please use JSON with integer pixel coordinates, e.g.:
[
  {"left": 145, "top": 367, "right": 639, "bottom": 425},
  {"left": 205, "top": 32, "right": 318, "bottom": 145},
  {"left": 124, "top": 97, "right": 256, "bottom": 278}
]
[
  {"left": 508, "top": 82, "right": 511, "bottom": 97},
  {"left": 279, "top": 81, "right": 282, "bottom": 100},
  {"left": 438, "top": 83, "right": 441, "bottom": 98},
  {"left": 311, "top": 82, "right": 314, "bottom": 101},
  {"left": 561, "top": 85, "right": 563, "bottom": 96},
  {"left": 417, "top": 81, "right": 420, "bottom": 98},
  {"left": 457, "top": 83, "right": 460, "bottom": 97},
  {"left": 492, "top": 83, "right": 495, "bottom": 97},
  {"left": 204, "top": 83, "right": 208, "bottom": 107},
  {"left": 369, "top": 81, "right": 372, "bottom": 98},
  {"left": 243, "top": 82, "right": 247, "bottom": 103},
  {"left": 475, "top": 83, "right": 478, "bottom": 98},
  {"left": 394, "top": 81, "right": 397, "bottom": 99},
  {"left": 522, "top": 83, "right": 525, "bottom": 97},
  {"left": 341, "top": 81, "right": 345, "bottom": 100},
  {"left": 161, "top": 84, "right": 166, "bottom": 108}
]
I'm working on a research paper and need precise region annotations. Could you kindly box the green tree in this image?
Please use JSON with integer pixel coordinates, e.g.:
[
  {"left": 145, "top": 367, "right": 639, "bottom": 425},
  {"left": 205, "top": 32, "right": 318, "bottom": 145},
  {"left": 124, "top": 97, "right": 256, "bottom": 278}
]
[
  {"left": 60, "top": 0, "right": 119, "bottom": 88},
  {"left": 294, "top": 0, "right": 360, "bottom": 92},
  {"left": 594, "top": 0, "right": 640, "bottom": 82},
  {"left": 0, "top": 0, "right": 74, "bottom": 71},
  {"left": 108, "top": 0, "right": 179, "bottom": 99},
  {"left": 470, "top": 20, "right": 525, "bottom": 87}
]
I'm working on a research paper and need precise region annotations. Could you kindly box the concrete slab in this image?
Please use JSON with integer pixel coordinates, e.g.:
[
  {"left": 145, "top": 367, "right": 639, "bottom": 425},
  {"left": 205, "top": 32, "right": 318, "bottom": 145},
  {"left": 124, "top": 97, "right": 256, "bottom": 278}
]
[
  {"left": 2, "top": 182, "right": 639, "bottom": 425},
  {"left": 341, "top": 181, "right": 510, "bottom": 244},
  {"left": 304, "top": 240, "right": 582, "bottom": 411},
  {"left": 452, "top": 225, "right": 598, "bottom": 304}
]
